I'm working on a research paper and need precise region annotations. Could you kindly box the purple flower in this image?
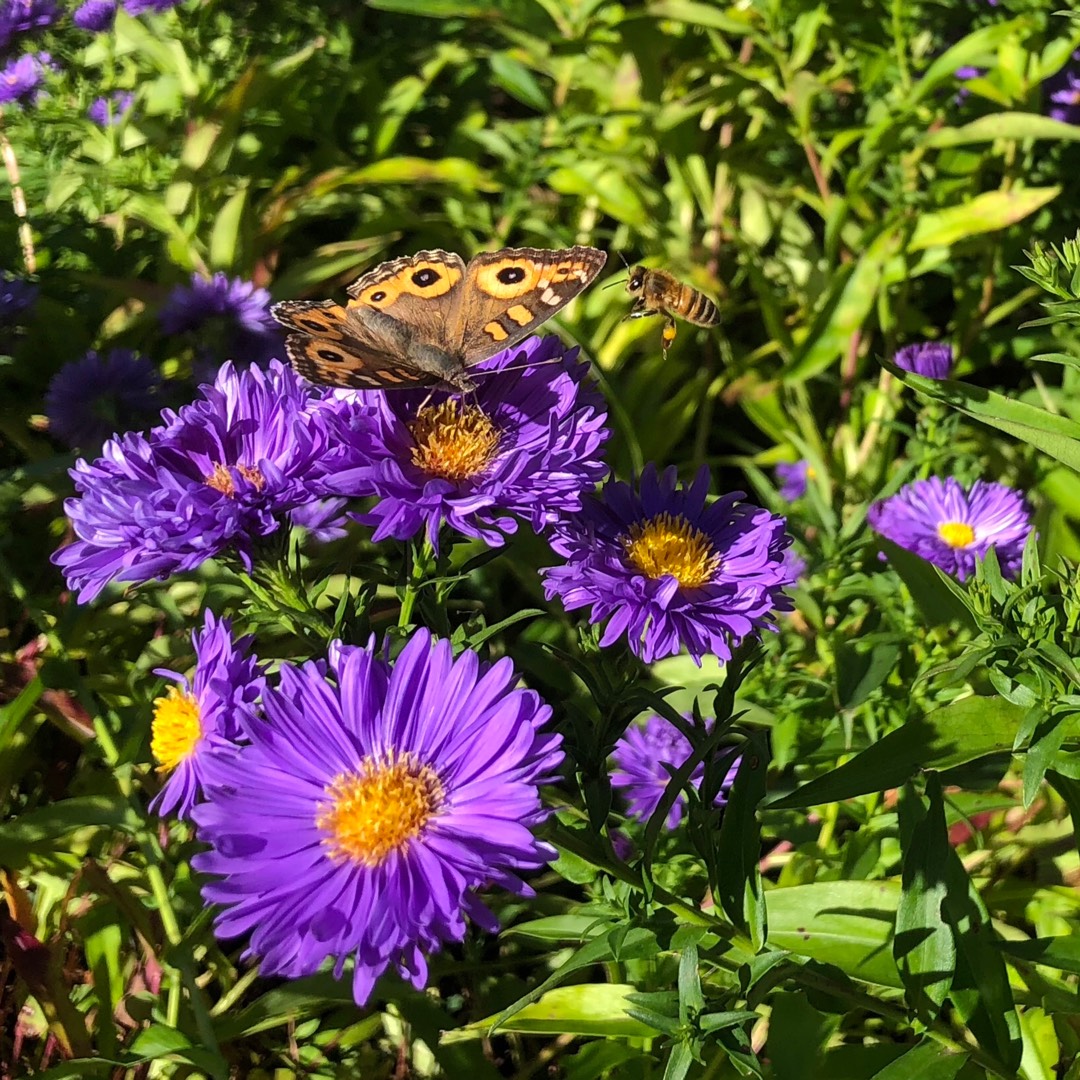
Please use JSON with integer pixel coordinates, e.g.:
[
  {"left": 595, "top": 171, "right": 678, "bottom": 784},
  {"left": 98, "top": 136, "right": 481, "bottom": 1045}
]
[
  {"left": 52, "top": 361, "right": 349, "bottom": 604},
  {"left": 191, "top": 628, "right": 563, "bottom": 1006},
  {"left": 45, "top": 348, "right": 161, "bottom": 449},
  {"left": 893, "top": 341, "right": 955, "bottom": 380},
  {"left": 542, "top": 464, "right": 796, "bottom": 665},
  {"left": 321, "top": 335, "right": 609, "bottom": 552},
  {"left": 776, "top": 460, "right": 812, "bottom": 501},
  {"left": 0, "top": 0, "right": 57, "bottom": 51},
  {"left": 159, "top": 272, "right": 283, "bottom": 367},
  {"left": 0, "top": 271, "right": 36, "bottom": 324},
  {"left": 87, "top": 89, "right": 133, "bottom": 126},
  {"left": 150, "top": 610, "right": 263, "bottom": 819},
  {"left": 72, "top": 0, "right": 115, "bottom": 29},
  {"left": 0, "top": 51, "right": 52, "bottom": 106},
  {"left": 782, "top": 546, "right": 807, "bottom": 582},
  {"left": 612, "top": 714, "right": 739, "bottom": 829},
  {"left": 868, "top": 476, "right": 1032, "bottom": 582},
  {"left": 1048, "top": 70, "right": 1080, "bottom": 125},
  {"left": 123, "top": 0, "right": 180, "bottom": 11}
]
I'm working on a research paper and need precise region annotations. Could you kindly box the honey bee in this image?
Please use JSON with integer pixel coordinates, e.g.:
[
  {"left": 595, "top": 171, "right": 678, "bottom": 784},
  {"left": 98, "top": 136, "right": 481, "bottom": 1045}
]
[{"left": 624, "top": 265, "right": 720, "bottom": 355}]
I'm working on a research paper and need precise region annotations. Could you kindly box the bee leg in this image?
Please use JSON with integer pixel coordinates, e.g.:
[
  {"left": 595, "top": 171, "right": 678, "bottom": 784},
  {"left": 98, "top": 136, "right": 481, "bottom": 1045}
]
[
  {"left": 622, "top": 300, "right": 658, "bottom": 323},
  {"left": 661, "top": 317, "right": 677, "bottom": 359}
]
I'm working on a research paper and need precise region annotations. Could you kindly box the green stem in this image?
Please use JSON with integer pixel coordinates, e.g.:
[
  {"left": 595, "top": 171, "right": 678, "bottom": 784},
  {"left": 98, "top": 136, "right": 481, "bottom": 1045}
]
[{"left": 398, "top": 539, "right": 434, "bottom": 628}]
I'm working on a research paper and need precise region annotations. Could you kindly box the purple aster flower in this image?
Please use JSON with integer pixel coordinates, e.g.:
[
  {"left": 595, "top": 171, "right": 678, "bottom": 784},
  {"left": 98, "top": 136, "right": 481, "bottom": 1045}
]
[
  {"left": 0, "top": 271, "right": 36, "bottom": 324},
  {"left": 87, "top": 89, "right": 133, "bottom": 126},
  {"left": 542, "top": 464, "right": 796, "bottom": 665},
  {"left": 0, "top": 0, "right": 57, "bottom": 51},
  {"left": 150, "top": 609, "right": 263, "bottom": 819},
  {"left": 321, "top": 335, "right": 609, "bottom": 552},
  {"left": 782, "top": 546, "right": 807, "bottom": 582},
  {"left": 0, "top": 51, "right": 52, "bottom": 106},
  {"left": 868, "top": 476, "right": 1032, "bottom": 582},
  {"left": 612, "top": 714, "right": 739, "bottom": 829},
  {"left": 45, "top": 348, "right": 161, "bottom": 449},
  {"left": 123, "top": 0, "right": 180, "bottom": 11},
  {"left": 159, "top": 272, "right": 283, "bottom": 367},
  {"left": 1048, "top": 70, "right": 1080, "bottom": 125},
  {"left": 72, "top": 0, "right": 116, "bottom": 29},
  {"left": 191, "top": 628, "right": 563, "bottom": 1007},
  {"left": 775, "top": 460, "right": 812, "bottom": 501},
  {"left": 893, "top": 341, "right": 954, "bottom": 380},
  {"left": 51, "top": 360, "right": 350, "bottom": 604}
]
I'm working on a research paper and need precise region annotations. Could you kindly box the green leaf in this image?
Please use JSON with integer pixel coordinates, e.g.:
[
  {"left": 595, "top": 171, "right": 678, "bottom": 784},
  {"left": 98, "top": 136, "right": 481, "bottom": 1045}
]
[
  {"left": 895, "top": 783, "right": 955, "bottom": 1018},
  {"left": 892, "top": 369, "right": 1080, "bottom": 474},
  {"left": 876, "top": 540, "right": 977, "bottom": 630},
  {"left": 996, "top": 936, "right": 1080, "bottom": 975},
  {"left": 909, "top": 188, "right": 1060, "bottom": 251},
  {"left": 501, "top": 914, "right": 610, "bottom": 944},
  {"left": 924, "top": 112, "right": 1080, "bottom": 149},
  {"left": 208, "top": 186, "right": 248, "bottom": 271},
  {"left": 868, "top": 1039, "right": 968, "bottom": 1079},
  {"left": 0, "top": 797, "right": 143, "bottom": 865},
  {"left": 715, "top": 735, "right": 768, "bottom": 948},
  {"left": 768, "top": 697, "right": 1025, "bottom": 810},
  {"left": 489, "top": 53, "right": 548, "bottom": 110},
  {"left": 766, "top": 881, "right": 902, "bottom": 988},
  {"left": 442, "top": 985, "right": 661, "bottom": 1041}
]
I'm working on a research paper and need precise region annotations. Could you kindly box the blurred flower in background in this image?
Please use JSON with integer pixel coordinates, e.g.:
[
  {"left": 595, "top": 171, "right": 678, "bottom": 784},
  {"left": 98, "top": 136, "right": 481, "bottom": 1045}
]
[
  {"left": 893, "top": 341, "right": 955, "bottom": 380},
  {"left": 0, "top": 50, "right": 52, "bottom": 105},
  {"left": 776, "top": 459, "right": 812, "bottom": 501},
  {"left": 72, "top": 0, "right": 116, "bottom": 30},
  {"left": 87, "top": 89, "right": 133, "bottom": 126},
  {"left": 45, "top": 348, "right": 162, "bottom": 449}
]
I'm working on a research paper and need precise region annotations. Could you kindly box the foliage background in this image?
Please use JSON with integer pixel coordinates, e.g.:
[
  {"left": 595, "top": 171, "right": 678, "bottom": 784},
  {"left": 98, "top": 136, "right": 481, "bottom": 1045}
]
[{"left": 6, "top": 0, "right": 1080, "bottom": 1076}]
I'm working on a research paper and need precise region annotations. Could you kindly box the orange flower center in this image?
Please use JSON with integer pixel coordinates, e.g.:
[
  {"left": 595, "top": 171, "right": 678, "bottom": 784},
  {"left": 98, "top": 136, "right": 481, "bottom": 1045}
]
[
  {"left": 316, "top": 753, "right": 444, "bottom": 867},
  {"left": 409, "top": 400, "right": 500, "bottom": 481},
  {"left": 938, "top": 521, "right": 975, "bottom": 549},
  {"left": 623, "top": 512, "right": 720, "bottom": 588},
  {"left": 204, "top": 462, "right": 266, "bottom": 497},
  {"left": 150, "top": 686, "right": 203, "bottom": 773}
]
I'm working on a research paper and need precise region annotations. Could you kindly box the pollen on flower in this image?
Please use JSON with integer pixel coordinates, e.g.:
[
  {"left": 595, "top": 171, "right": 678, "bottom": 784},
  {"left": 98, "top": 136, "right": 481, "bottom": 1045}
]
[
  {"left": 938, "top": 521, "right": 975, "bottom": 549},
  {"left": 204, "top": 462, "right": 266, "bottom": 497},
  {"left": 151, "top": 686, "right": 203, "bottom": 773},
  {"left": 409, "top": 399, "right": 500, "bottom": 482},
  {"left": 623, "top": 511, "right": 721, "bottom": 588},
  {"left": 316, "top": 753, "right": 445, "bottom": 867}
]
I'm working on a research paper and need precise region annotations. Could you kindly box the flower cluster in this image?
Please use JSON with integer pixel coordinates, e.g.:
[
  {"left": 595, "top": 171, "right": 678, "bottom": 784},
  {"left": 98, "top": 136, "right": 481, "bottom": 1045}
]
[
  {"left": 153, "top": 620, "right": 563, "bottom": 1007},
  {"left": 52, "top": 361, "right": 352, "bottom": 603},
  {"left": 612, "top": 713, "right": 740, "bottom": 828},
  {"left": 321, "top": 335, "right": 609, "bottom": 551},
  {"left": 73, "top": 0, "right": 182, "bottom": 29},
  {"left": 45, "top": 348, "right": 161, "bottom": 449},
  {"left": 868, "top": 476, "right": 1032, "bottom": 581},
  {"left": 543, "top": 464, "right": 795, "bottom": 664}
]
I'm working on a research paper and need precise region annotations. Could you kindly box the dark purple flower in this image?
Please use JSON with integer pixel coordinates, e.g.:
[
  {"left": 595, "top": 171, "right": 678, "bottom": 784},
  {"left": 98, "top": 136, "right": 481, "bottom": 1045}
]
[
  {"left": 321, "top": 335, "right": 609, "bottom": 552},
  {"left": 191, "top": 628, "right": 563, "bottom": 1006},
  {"left": 1048, "top": 70, "right": 1080, "bottom": 125},
  {"left": 0, "top": 271, "right": 37, "bottom": 324},
  {"left": 123, "top": 0, "right": 180, "bottom": 11},
  {"left": 45, "top": 349, "right": 161, "bottom": 449},
  {"left": 0, "top": 0, "right": 57, "bottom": 51},
  {"left": 0, "top": 51, "right": 52, "bottom": 106},
  {"left": 150, "top": 610, "right": 263, "bottom": 819},
  {"left": 159, "top": 272, "right": 283, "bottom": 367},
  {"left": 72, "top": 0, "right": 115, "bottom": 29},
  {"left": 52, "top": 361, "right": 350, "bottom": 604},
  {"left": 775, "top": 460, "right": 812, "bottom": 501},
  {"left": 868, "top": 476, "right": 1032, "bottom": 581},
  {"left": 612, "top": 714, "right": 739, "bottom": 829},
  {"left": 893, "top": 341, "right": 954, "bottom": 380},
  {"left": 542, "top": 464, "right": 796, "bottom": 665},
  {"left": 782, "top": 546, "right": 807, "bottom": 582},
  {"left": 87, "top": 89, "right": 133, "bottom": 126}
]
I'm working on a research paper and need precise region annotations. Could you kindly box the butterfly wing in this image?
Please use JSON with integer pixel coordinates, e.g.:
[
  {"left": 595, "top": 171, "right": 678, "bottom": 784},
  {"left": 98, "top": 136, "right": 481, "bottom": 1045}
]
[
  {"left": 345, "top": 250, "right": 467, "bottom": 351},
  {"left": 452, "top": 246, "right": 607, "bottom": 365},
  {"left": 271, "top": 299, "right": 439, "bottom": 389}
]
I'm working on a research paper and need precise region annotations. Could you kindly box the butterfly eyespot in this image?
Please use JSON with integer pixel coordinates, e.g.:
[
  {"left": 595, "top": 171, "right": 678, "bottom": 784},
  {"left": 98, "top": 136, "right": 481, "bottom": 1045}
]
[
  {"left": 496, "top": 266, "right": 527, "bottom": 285},
  {"left": 316, "top": 348, "right": 345, "bottom": 363},
  {"left": 369, "top": 290, "right": 387, "bottom": 303},
  {"left": 411, "top": 268, "right": 441, "bottom": 287}
]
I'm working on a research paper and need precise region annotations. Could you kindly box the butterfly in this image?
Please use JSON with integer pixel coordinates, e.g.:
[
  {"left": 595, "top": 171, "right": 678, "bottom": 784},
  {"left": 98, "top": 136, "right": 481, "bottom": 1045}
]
[{"left": 270, "top": 246, "right": 608, "bottom": 393}]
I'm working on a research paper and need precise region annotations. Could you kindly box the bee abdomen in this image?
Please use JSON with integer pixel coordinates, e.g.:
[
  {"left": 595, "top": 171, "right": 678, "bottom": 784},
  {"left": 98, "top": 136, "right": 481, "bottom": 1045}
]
[{"left": 682, "top": 290, "right": 720, "bottom": 327}]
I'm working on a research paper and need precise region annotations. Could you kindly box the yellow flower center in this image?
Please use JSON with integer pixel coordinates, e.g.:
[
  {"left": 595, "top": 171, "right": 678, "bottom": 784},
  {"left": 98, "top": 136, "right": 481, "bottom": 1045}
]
[
  {"left": 409, "top": 400, "right": 500, "bottom": 482},
  {"left": 204, "top": 462, "right": 266, "bottom": 497},
  {"left": 938, "top": 521, "right": 975, "bottom": 549},
  {"left": 316, "top": 753, "right": 444, "bottom": 867},
  {"left": 150, "top": 686, "right": 203, "bottom": 774},
  {"left": 623, "top": 512, "right": 720, "bottom": 588}
]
